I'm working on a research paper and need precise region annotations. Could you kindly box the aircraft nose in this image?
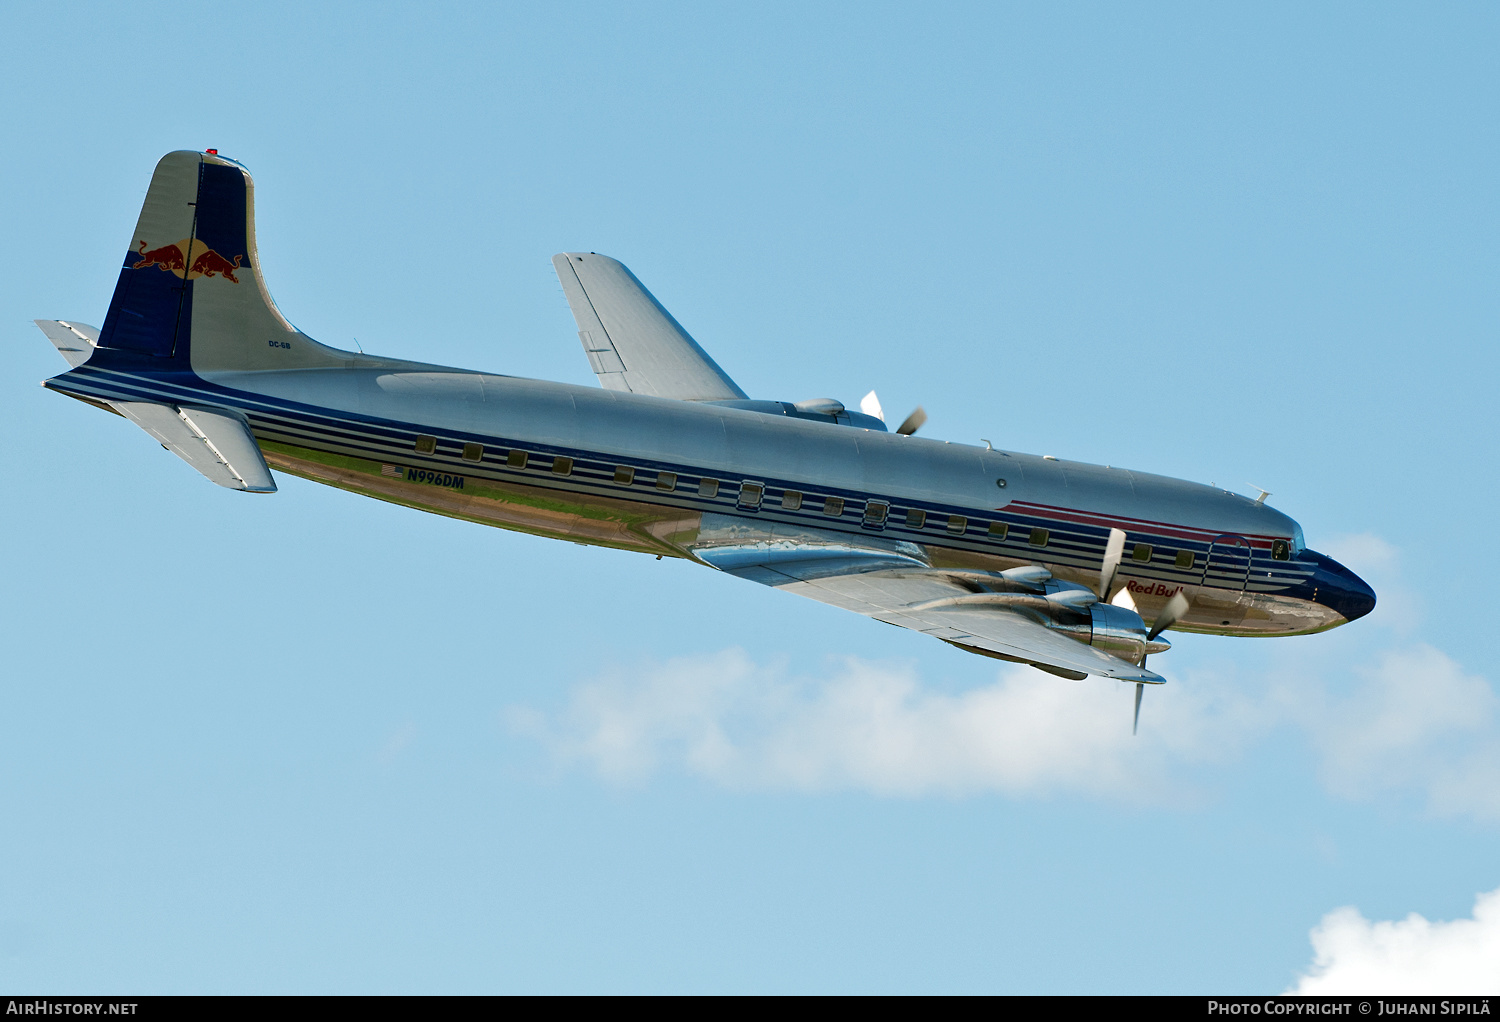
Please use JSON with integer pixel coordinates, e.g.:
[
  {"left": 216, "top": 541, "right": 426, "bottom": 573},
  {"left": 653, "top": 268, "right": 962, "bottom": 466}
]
[{"left": 1302, "top": 549, "right": 1377, "bottom": 623}]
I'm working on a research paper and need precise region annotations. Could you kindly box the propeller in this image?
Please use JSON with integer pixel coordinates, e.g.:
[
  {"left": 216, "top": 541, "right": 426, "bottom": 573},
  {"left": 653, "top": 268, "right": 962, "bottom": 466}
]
[
  {"left": 1098, "top": 528, "right": 1126, "bottom": 600},
  {"left": 1132, "top": 591, "right": 1192, "bottom": 735},
  {"left": 862, "top": 390, "right": 927, "bottom": 436},
  {"left": 1147, "top": 591, "right": 1190, "bottom": 644},
  {"left": 1091, "top": 527, "right": 1162, "bottom": 735}
]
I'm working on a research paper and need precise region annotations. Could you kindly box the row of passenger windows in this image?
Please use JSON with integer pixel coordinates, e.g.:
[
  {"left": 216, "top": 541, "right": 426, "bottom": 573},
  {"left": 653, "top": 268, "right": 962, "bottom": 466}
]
[
  {"left": 1129, "top": 543, "right": 1194, "bottom": 569},
  {"left": 413, "top": 434, "right": 1235, "bottom": 567}
]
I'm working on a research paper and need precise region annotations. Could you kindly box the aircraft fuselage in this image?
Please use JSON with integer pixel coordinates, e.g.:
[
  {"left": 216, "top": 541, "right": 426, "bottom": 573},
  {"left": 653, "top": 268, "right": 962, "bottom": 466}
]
[{"left": 47, "top": 359, "right": 1375, "bottom": 638}]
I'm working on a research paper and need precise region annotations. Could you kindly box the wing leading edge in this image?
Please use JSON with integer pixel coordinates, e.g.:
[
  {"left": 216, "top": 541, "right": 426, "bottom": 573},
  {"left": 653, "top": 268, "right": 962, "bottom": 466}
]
[
  {"left": 552, "top": 253, "right": 747, "bottom": 401},
  {"left": 689, "top": 515, "right": 1162, "bottom": 684}
]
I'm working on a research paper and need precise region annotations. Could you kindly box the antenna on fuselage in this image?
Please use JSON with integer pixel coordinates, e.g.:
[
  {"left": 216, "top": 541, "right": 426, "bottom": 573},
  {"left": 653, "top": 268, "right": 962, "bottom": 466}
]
[{"left": 1251, "top": 486, "right": 1272, "bottom": 505}]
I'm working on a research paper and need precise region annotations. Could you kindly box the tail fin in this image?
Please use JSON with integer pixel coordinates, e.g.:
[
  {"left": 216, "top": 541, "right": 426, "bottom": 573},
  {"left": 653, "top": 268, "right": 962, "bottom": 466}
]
[
  {"left": 552, "top": 252, "right": 746, "bottom": 401},
  {"left": 96, "top": 150, "right": 349, "bottom": 372}
]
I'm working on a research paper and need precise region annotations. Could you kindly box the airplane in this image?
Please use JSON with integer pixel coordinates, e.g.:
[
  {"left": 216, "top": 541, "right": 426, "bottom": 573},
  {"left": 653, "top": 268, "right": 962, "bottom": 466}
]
[{"left": 35, "top": 151, "right": 1376, "bottom": 732}]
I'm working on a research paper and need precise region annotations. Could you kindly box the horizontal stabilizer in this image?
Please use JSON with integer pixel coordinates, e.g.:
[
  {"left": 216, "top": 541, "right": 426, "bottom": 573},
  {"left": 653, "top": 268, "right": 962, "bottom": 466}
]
[
  {"left": 552, "top": 253, "right": 747, "bottom": 401},
  {"left": 35, "top": 320, "right": 99, "bottom": 368},
  {"left": 112, "top": 402, "right": 276, "bottom": 492}
]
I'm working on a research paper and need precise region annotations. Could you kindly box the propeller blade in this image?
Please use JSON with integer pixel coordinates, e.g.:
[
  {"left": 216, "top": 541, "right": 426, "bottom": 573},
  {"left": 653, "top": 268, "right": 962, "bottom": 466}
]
[
  {"left": 1133, "top": 682, "right": 1144, "bottom": 735},
  {"left": 1099, "top": 528, "right": 1126, "bottom": 599},
  {"left": 895, "top": 407, "right": 927, "bottom": 436},
  {"left": 860, "top": 390, "right": 886, "bottom": 423},
  {"left": 1147, "top": 591, "right": 1191, "bottom": 642}
]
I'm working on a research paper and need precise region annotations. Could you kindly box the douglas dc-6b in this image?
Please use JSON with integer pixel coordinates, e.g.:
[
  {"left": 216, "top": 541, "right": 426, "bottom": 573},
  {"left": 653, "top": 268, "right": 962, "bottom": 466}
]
[{"left": 36, "top": 151, "right": 1376, "bottom": 731}]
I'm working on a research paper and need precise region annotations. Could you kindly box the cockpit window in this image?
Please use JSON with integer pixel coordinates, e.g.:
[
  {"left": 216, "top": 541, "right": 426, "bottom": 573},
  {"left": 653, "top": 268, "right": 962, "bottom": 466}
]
[{"left": 1271, "top": 539, "right": 1291, "bottom": 561}]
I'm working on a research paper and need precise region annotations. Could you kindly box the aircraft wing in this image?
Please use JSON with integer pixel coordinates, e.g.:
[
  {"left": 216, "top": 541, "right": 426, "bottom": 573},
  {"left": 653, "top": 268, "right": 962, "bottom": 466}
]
[
  {"left": 552, "top": 253, "right": 747, "bottom": 401},
  {"left": 690, "top": 516, "right": 1162, "bottom": 684},
  {"left": 112, "top": 402, "right": 277, "bottom": 493}
]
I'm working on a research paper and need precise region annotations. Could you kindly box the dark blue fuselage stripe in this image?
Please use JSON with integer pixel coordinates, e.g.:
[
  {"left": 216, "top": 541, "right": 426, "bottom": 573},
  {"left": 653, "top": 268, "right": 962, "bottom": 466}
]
[{"left": 50, "top": 366, "right": 1314, "bottom": 596}]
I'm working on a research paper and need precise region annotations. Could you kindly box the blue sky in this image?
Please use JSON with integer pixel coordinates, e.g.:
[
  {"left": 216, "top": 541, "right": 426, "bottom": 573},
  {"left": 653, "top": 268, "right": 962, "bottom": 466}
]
[{"left": 3, "top": 2, "right": 1498, "bottom": 993}]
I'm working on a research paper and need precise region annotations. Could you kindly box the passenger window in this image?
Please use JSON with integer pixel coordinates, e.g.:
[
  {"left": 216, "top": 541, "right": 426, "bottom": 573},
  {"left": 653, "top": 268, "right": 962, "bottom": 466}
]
[
  {"left": 699, "top": 478, "right": 719, "bottom": 498},
  {"left": 739, "top": 482, "right": 764, "bottom": 508},
  {"left": 1271, "top": 539, "right": 1291, "bottom": 561},
  {"left": 782, "top": 490, "right": 803, "bottom": 510},
  {"left": 906, "top": 508, "right": 926, "bottom": 529},
  {"left": 947, "top": 515, "right": 967, "bottom": 535},
  {"left": 462, "top": 442, "right": 484, "bottom": 462},
  {"left": 656, "top": 472, "right": 678, "bottom": 492},
  {"left": 614, "top": 466, "right": 635, "bottom": 485},
  {"left": 1132, "top": 543, "right": 1152, "bottom": 562},
  {"left": 864, "top": 501, "right": 889, "bottom": 526},
  {"left": 414, "top": 435, "right": 437, "bottom": 455},
  {"left": 551, "top": 456, "right": 573, "bottom": 476},
  {"left": 823, "top": 496, "right": 844, "bottom": 516},
  {"left": 988, "top": 522, "right": 1008, "bottom": 540},
  {"left": 1175, "top": 550, "right": 1195, "bottom": 569},
  {"left": 1029, "top": 528, "right": 1049, "bottom": 547},
  {"left": 506, "top": 449, "right": 528, "bottom": 469}
]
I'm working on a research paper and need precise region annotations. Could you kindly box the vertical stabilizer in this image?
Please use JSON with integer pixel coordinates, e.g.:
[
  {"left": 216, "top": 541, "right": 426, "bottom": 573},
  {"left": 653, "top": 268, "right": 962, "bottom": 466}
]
[{"left": 95, "top": 151, "right": 351, "bottom": 372}]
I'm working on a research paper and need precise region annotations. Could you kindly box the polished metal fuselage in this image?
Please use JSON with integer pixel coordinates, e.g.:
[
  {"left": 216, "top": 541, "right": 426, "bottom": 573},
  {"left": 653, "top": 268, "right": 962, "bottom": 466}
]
[{"left": 53, "top": 357, "right": 1358, "bottom": 639}]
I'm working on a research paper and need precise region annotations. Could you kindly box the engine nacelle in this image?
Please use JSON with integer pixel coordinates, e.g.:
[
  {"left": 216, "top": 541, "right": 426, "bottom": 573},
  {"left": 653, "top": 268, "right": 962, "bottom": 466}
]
[
  {"left": 1087, "top": 602, "right": 1169, "bottom": 661},
  {"left": 1039, "top": 585, "right": 1170, "bottom": 662}
]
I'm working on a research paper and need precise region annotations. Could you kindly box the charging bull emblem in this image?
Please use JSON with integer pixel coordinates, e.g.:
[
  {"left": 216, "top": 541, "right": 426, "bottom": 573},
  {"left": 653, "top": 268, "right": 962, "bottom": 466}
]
[{"left": 131, "top": 239, "right": 243, "bottom": 283}]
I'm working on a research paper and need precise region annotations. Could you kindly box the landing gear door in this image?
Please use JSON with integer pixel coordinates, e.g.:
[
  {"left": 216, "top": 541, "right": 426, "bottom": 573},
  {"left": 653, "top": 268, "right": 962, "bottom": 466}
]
[{"left": 1203, "top": 535, "right": 1251, "bottom": 593}]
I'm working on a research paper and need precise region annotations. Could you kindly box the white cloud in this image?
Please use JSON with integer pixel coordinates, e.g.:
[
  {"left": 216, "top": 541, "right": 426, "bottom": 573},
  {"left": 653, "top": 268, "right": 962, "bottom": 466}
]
[
  {"left": 508, "top": 648, "right": 1270, "bottom": 799},
  {"left": 1323, "top": 532, "right": 1399, "bottom": 576},
  {"left": 510, "top": 639, "right": 1500, "bottom": 818},
  {"left": 1290, "top": 886, "right": 1500, "bottom": 994},
  {"left": 1309, "top": 645, "right": 1500, "bottom": 820},
  {"left": 508, "top": 534, "right": 1500, "bottom": 817},
  {"left": 1322, "top": 532, "right": 1420, "bottom": 633}
]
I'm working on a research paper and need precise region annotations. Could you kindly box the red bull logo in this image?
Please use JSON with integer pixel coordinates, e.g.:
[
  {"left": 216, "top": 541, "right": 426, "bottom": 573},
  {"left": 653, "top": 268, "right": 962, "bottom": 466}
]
[
  {"left": 132, "top": 239, "right": 243, "bottom": 283},
  {"left": 1126, "top": 580, "right": 1186, "bottom": 598}
]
